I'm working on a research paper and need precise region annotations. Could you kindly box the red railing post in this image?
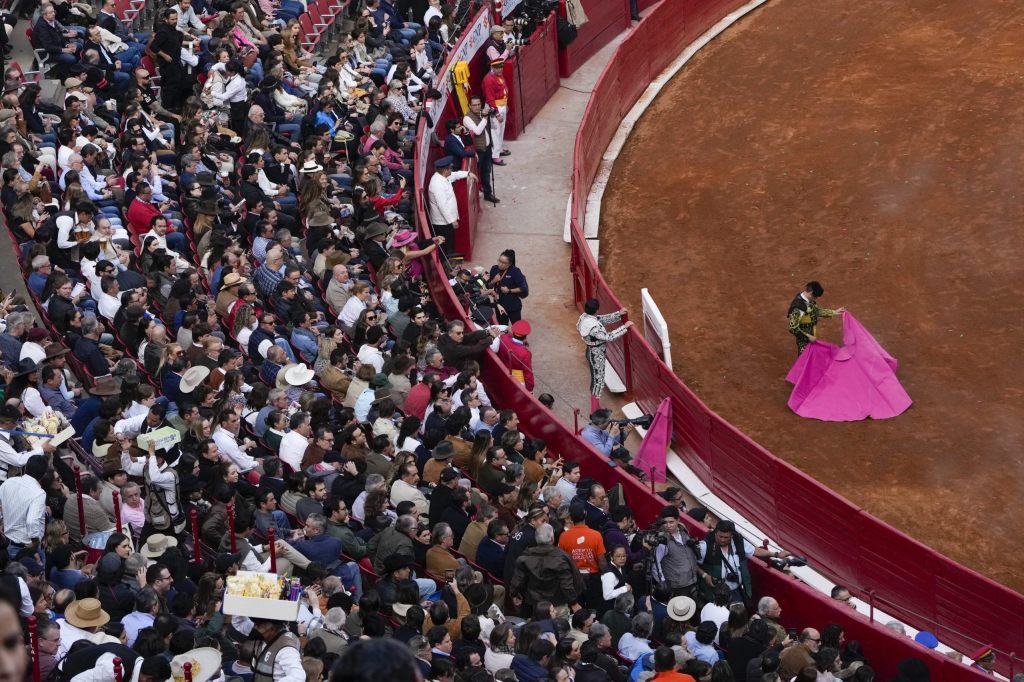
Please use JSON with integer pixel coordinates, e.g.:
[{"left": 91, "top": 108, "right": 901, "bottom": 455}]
[
  {"left": 268, "top": 527, "right": 277, "bottom": 572},
  {"left": 183, "top": 661, "right": 193, "bottom": 682},
  {"left": 227, "top": 501, "right": 236, "bottom": 552},
  {"left": 867, "top": 590, "right": 875, "bottom": 623},
  {"left": 112, "top": 656, "right": 122, "bottom": 682},
  {"left": 573, "top": 408, "right": 581, "bottom": 434},
  {"left": 112, "top": 490, "right": 122, "bottom": 534},
  {"left": 28, "top": 615, "right": 39, "bottom": 682},
  {"left": 72, "top": 465, "right": 86, "bottom": 538},
  {"left": 190, "top": 508, "right": 200, "bottom": 563}
]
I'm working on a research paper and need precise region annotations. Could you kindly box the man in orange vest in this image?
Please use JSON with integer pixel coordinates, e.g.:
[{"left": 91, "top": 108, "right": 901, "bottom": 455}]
[
  {"left": 497, "top": 319, "right": 534, "bottom": 391},
  {"left": 558, "top": 502, "right": 606, "bottom": 608},
  {"left": 481, "top": 59, "right": 510, "bottom": 165}
]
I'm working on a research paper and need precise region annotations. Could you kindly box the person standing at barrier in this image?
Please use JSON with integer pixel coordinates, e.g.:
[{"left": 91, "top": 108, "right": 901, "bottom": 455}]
[
  {"left": 463, "top": 94, "right": 499, "bottom": 203},
  {"left": 787, "top": 280, "right": 844, "bottom": 355},
  {"left": 482, "top": 59, "right": 510, "bottom": 165},
  {"left": 485, "top": 25, "right": 512, "bottom": 63},
  {"left": 498, "top": 320, "right": 534, "bottom": 391},
  {"left": 577, "top": 298, "right": 633, "bottom": 412},
  {"left": 428, "top": 156, "right": 476, "bottom": 258}
]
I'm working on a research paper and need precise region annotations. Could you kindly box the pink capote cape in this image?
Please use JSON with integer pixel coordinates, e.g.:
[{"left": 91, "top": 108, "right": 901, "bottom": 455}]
[{"left": 785, "top": 312, "right": 912, "bottom": 421}]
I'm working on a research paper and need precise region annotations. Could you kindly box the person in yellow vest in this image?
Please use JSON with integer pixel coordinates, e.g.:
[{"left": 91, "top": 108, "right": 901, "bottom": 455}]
[
  {"left": 482, "top": 59, "right": 510, "bottom": 165},
  {"left": 787, "top": 280, "right": 844, "bottom": 355}
]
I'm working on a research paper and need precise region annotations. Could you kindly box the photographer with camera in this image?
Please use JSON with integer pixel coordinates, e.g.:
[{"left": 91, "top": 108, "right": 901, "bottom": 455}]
[
  {"left": 696, "top": 519, "right": 788, "bottom": 606},
  {"left": 581, "top": 408, "right": 632, "bottom": 459},
  {"left": 649, "top": 507, "right": 701, "bottom": 600}
]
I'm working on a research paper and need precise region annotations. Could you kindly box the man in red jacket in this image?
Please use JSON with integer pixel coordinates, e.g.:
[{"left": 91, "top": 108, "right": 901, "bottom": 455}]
[
  {"left": 126, "top": 182, "right": 168, "bottom": 236},
  {"left": 498, "top": 319, "right": 534, "bottom": 392},
  {"left": 481, "top": 59, "right": 510, "bottom": 165}
]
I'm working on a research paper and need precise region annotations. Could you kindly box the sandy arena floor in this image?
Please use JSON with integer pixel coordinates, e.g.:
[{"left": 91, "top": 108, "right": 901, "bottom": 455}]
[{"left": 600, "top": 0, "right": 1024, "bottom": 591}]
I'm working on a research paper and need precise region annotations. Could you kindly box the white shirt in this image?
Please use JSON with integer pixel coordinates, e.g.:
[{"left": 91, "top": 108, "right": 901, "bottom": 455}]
[
  {"left": 96, "top": 289, "right": 122, "bottom": 321},
  {"left": 339, "top": 296, "right": 368, "bottom": 330},
  {"left": 555, "top": 476, "right": 578, "bottom": 503},
  {"left": 0, "top": 475, "right": 46, "bottom": 543},
  {"left": 352, "top": 490, "right": 369, "bottom": 522},
  {"left": 57, "top": 618, "right": 94, "bottom": 659},
  {"left": 427, "top": 170, "right": 468, "bottom": 225},
  {"left": 19, "top": 342, "right": 46, "bottom": 365},
  {"left": 356, "top": 344, "right": 384, "bottom": 373},
  {"left": 146, "top": 456, "right": 180, "bottom": 517},
  {"left": 22, "top": 387, "right": 45, "bottom": 418},
  {"left": 278, "top": 430, "right": 309, "bottom": 472},
  {"left": 213, "top": 427, "right": 259, "bottom": 472},
  {"left": 142, "top": 229, "right": 190, "bottom": 273},
  {"left": 700, "top": 602, "right": 731, "bottom": 643},
  {"left": 55, "top": 215, "right": 90, "bottom": 250}
]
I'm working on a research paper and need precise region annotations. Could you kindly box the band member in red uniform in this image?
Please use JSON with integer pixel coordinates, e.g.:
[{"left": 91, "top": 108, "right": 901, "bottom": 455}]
[
  {"left": 498, "top": 319, "right": 534, "bottom": 392},
  {"left": 481, "top": 59, "right": 510, "bottom": 165}
]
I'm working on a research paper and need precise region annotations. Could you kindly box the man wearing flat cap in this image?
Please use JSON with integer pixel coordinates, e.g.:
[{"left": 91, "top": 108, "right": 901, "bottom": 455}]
[{"left": 427, "top": 156, "right": 475, "bottom": 257}]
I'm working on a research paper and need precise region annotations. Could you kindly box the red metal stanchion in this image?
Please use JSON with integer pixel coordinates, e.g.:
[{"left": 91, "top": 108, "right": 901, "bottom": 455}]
[
  {"left": 28, "top": 615, "right": 40, "bottom": 682},
  {"left": 268, "top": 527, "right": 277, "bottom": 573},
  {"left": 112, "top": 490, "right": 122, "bottom": 534},
  {"left": 190, "top": 508, "right": 200, "bottom": 564},
  {"left": 72, "top": 465, "right": 86, "bottom": 538},
  {"left": 183, "top": 661, "right": 193, "bottom": 682},
  {"left": 112, "top": 656, "right": 122, "bottom": 682},
  {"left": 227, "top": 501, "right": 237, "bottom": 552}
]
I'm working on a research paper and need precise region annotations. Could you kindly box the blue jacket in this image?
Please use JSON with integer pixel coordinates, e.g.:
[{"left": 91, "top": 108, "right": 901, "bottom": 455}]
[
  {"left": 162, "top": 371, "right": 185, "bottom": 406},
  {"left": 291, "top": 533, "right": 344, "bottom": 572},
  {"left": 70, "top": 396, "right": 102, "bottom": 435},
  {"left": 444, "top": 134, "right": 474, "bottom": 159},
  {"left": 290, "top": 328, "right": 319, "bottom": 363},
  {"left": 474, "top": 536, "right": 506, "bottom": 579},
  {"left": 511, "top": 655, "right": 549, "bottom": 682}
]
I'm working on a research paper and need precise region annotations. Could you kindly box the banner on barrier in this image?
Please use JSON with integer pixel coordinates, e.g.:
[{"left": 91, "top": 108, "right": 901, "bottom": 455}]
[
  {"left": 417, "top": 9, "right": 493, "bottom": 178},
  {"left": 501, "top": 0, "right": 525, "bottom": 18}
]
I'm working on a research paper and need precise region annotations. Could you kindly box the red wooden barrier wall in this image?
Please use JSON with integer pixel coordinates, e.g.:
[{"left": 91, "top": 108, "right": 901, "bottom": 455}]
[
  {"left": 505, "top": 12, "right": 561, "bottom": 141},
  {"left": 557, "top": 0, "right": 631, "bottom": 77},
  {"left": 412, "top": 1, "right": 1023, "bottom": 678}
]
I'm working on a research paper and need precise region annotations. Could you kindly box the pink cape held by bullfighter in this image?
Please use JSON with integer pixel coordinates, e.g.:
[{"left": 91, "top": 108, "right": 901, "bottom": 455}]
[{"left": 785, "top": 312, "right": 912, "bottom": 421}]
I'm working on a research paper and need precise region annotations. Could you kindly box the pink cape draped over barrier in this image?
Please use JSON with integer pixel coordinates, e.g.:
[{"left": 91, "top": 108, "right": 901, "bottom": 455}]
[
  {"left": 633, "top": 396, "right": 671, "bottom": 482},
  {"left": 785, "top": 312, "right": 912, "bottom": 421}
]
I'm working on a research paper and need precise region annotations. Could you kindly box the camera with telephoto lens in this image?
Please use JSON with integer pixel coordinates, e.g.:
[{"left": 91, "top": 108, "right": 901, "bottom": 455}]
[
  {"left": 509, "top": 16, "right": 531, "bottom": 45},
  {"left": 769, "top": 554, "right": 808, "bottom": 571},
  {"left": 610, "top": 415, "right": 654, "bottom": 429}
]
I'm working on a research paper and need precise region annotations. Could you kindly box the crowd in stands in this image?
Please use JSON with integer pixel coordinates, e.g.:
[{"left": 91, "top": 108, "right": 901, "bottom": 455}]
[{"left": 0, "top": 0, "right": 993, "bottom": 679}]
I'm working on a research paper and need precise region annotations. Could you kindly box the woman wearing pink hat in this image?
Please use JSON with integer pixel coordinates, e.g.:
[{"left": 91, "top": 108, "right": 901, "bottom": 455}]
[{"left": 392, "top": 228, "right": 444, "bottom": 280}]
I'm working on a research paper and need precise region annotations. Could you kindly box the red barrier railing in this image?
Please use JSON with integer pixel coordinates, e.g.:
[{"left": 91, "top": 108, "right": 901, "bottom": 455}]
[
  {"left": 567, "top": 0, "right": 1024, "bottom": 674},
  {"left": 412, "top": 0, "right": 1017, "bottom": 677}
]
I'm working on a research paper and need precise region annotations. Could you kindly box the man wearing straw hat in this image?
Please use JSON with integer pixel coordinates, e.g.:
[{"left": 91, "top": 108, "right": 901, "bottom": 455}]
[{"left": 58, "top": 597, "right": 111, "bottom": 656}]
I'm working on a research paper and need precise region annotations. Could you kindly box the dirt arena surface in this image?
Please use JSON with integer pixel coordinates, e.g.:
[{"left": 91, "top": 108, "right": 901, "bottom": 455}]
[{"left": 600, "top": 0, "right": 1024, "bottom": 592}]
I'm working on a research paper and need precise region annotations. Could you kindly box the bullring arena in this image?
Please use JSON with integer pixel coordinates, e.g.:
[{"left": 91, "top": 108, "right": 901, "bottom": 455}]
[
  {"left": 2, "top": 0, "right": 1024, "bottom": 677},
  {"left": 600, "top": 0, "right": 1024, "bottom": 593}
]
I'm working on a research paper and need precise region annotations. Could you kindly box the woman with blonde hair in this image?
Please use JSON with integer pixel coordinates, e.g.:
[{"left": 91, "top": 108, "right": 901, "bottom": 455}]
[
  {"left": 156, "top": 343, "right": 184, "bottom": 378},
  {"left": 314, "top": 326, "right": 345, "bottom": 376},
  {"left": 43, "top": 520, "right": 70, "bottom": 555}
]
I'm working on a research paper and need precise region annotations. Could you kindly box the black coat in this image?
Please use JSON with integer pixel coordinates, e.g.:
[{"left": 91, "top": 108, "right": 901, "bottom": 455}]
[{"left": 32, "top": 18, "right": 68, "bottom": 56}]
